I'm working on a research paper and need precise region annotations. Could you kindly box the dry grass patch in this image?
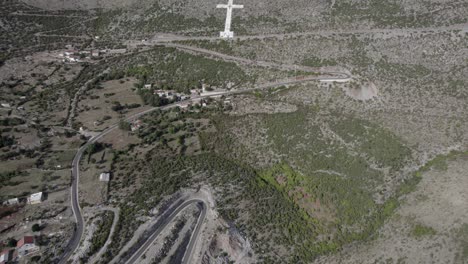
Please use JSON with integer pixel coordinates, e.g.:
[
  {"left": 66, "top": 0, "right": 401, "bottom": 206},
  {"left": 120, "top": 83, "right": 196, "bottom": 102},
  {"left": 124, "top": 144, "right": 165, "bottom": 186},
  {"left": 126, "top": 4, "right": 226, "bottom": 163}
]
[
  {"left": 79, "top": 149, "right": 113, "bottom": 206},
  {"left": 76, "top": 78, "right": 150, "bottom": 131}
]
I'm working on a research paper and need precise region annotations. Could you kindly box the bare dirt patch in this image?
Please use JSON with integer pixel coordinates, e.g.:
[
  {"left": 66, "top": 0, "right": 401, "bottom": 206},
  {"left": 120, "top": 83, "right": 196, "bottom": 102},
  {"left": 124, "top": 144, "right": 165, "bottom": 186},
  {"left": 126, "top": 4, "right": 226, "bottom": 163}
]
[
  {"left": 100, "top": 129, "right": 141, "bottom": 150},
  {"left": 343, "top": 82, "right": 379, "bottom": 101}
]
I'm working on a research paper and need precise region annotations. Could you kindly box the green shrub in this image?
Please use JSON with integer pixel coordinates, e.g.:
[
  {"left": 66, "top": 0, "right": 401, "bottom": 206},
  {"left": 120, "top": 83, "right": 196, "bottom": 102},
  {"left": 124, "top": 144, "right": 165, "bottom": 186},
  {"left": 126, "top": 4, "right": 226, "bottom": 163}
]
[{"left": 411, "top": 224, "right": 436, "bottom": 238}]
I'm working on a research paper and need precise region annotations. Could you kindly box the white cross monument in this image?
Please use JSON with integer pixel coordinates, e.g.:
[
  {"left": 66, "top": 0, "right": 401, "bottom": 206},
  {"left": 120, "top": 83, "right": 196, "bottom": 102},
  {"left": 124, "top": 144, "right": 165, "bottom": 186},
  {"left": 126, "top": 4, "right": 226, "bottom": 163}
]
[{"left": 217, "top": 0, "right": 243, "bottom": 39}]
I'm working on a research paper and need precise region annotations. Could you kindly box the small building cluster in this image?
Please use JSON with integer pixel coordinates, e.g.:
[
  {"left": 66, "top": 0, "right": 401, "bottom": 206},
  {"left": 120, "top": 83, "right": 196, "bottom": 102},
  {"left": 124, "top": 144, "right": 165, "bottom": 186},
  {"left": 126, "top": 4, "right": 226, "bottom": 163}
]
[
  {"left": 0, "top": 236, "right": 39, "bottom": 263},
  {"left": 145, "top": 87, "right": 192, "bottom": 104},
  {"left": 59, "top": 46, "right": 127, "bottom": 63},
  {"left": 152, "top": 89, "right": 190, "bottom": 101},
  {"left": 2, "top": 192, "right": 44, "bottom": 206},
  {"left": 60, "top": 49, "right": 99, "bottom": 62},
  {"left": 59, "top": 50, "right": 81, "bottom": 62},
  {"left": 130, "top": 120, "right": 143, "bottom": 132}
]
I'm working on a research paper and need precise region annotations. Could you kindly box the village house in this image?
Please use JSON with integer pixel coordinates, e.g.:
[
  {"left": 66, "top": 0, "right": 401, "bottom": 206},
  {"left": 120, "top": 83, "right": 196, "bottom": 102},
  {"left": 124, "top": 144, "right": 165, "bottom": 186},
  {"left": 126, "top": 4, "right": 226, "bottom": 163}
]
[
  {"left": 63, "top": 50, "right": 77, "bottom": 57},
  {"left": 190, "top": 89, "right": 200, "bottom": 96},
  {"left": 0, "top": 249, "right": 13, "bottom": 264},
  {"left": 99, "top": 172, "right": 110, "bottom": 182},
  {"left": 91, "top": 50, "right": 100, "bottom": 57},
  {"left": 108, "top": 48, "right": 127, "bottom": 54},
  {"left": 1, "top": 103, "right": 11, "bottom": 108},
  {"left": 2, "top": 198, "right": 19, "bottom": 206},
  {"left": 179, "top": 103, "right": 190, "bottom": 109},
  {"left": 131, "top": 120, "right": 143, "bottom": 132},
  {"left": 67, "top": 55, "right": 81, "bottom": 62},
  {"left": 27, "top": 192, "right": 43, "bottom": 205},
  {"left": 154, "top": 90, "right": 167, "bottom": 97},
  {"left": 16, "top": 236, "right": 38, "bottom": 258},
  {"left": 180, "top": 95, "right": 190, "bottom": 101},
  {"left": 192, "top": 98, "right": 203, "bottom": 105},
  {"left": 143, "top": 84, "right": 152, "bottom": 89}
]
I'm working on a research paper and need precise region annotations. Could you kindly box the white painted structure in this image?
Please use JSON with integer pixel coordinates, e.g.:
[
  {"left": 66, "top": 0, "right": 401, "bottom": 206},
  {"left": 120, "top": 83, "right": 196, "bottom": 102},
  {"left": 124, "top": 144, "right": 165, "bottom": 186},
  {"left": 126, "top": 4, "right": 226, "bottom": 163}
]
[
  {"left": 217, "top": 0, "right": 243, "bottom": 39},
  {"left": 27, "top": 192, "right": 43, "bottom": 205},
  {"left": 0, "top": 249, "right": 12, "bottom": 263},
  {"left": 100, "top": 173, "right": 110, "bottom": 182},
  {"left": 3, "top": 198, "right": 19, "bottom": 206}
]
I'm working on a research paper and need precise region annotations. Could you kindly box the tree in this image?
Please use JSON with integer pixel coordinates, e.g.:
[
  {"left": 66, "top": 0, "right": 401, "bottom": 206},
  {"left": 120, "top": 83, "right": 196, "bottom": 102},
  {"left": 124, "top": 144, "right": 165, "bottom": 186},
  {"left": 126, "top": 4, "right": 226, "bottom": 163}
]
[
  {"left": 32, "top": 224, "right": 41, "bottom": 232},
  {"left": 7, "top": 238, "right": 17, "bottom": 247},
  {"left": 177, "top": 135, "right": 185, "bottom": 145},
  {"left": 118, "top": 119, "right": 131, "bottom": 131}
]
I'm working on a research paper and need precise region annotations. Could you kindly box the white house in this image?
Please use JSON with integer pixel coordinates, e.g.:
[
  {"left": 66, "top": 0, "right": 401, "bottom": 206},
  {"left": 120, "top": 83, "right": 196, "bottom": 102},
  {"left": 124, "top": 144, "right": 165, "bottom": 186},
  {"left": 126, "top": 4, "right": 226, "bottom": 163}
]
[
  {"left": 63, "top": 50, "right": 76, "bottom": 56},
  {"left": 0, "top": 249, "right": 13, "bottom": 264},
  {"left": 3, "top": 198, "right": 19, "bottom": 206},
  {"left": 99, "top": 173, "right": 110, "bottom": 182},
  {"left": 190, "top": 89, "right": 200, "bottom": 96},
  {"left": 143, "top": 84, "right": 152, "bottom": 89},
  {"left": 27, "top": 192, "right": 43, "bottom": 205},
  {"left": 1, "top": 103, "right": 11, "bottom": 108}
]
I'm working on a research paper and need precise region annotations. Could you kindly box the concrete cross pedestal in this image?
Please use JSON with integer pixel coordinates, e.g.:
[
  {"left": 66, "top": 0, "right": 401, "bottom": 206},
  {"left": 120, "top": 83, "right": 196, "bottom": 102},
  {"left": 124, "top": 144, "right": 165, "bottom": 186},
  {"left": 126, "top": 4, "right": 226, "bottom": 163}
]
[{"left": 217, "top": 0, "right": 243, "bottom": 39}]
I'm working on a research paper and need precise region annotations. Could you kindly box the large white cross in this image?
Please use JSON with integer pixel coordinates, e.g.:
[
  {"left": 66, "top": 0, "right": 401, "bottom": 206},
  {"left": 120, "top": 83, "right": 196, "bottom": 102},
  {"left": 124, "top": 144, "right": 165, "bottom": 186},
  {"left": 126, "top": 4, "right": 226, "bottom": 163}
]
[{"left": 217, "top": 0, "right": 243, "bottom": 39}]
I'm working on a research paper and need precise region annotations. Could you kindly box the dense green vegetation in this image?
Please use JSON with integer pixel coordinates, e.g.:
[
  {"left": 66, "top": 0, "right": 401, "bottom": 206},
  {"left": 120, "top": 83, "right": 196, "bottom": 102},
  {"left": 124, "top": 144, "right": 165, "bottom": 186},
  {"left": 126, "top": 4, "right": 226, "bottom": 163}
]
[
  {"left": 0, "top": 117, "right": 25, "bottom": 126},
  {"left": 196, "top": 103, "right": 421, "bottom": 262},
  {"left": 0, "top": 171, "right": 24, "bottom": 188},
  {"left": 81, "top": 211, "right": 115, "bottom": 263},
  {"left": 137, "top": 108, "right": 211, "bottom": 145},
  {"left": 125, "top": 47, "right": 253, "bottom": 94},
  {"left": 103, "top": 96, "right": 468, "bottom": 263},
  {"left": 0, "top": 135, "right": 15, "bottom": 148},
  {"left": 329, "top": 115, "right": 412, "bottom": 170}
]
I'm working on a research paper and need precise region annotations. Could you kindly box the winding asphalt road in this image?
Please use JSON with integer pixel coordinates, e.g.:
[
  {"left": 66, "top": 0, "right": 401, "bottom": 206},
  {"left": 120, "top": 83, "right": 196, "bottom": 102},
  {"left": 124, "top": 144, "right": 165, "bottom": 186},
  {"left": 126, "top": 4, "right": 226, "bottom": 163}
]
[
  {"left": 58, "top": 42, "right": 351, "bottom": 264},
  {"left": 123, "top": 199, "right": 207, "bottom": 264},
  {"left": 181, "top": 201, "right": 207, "bottom": 264}
]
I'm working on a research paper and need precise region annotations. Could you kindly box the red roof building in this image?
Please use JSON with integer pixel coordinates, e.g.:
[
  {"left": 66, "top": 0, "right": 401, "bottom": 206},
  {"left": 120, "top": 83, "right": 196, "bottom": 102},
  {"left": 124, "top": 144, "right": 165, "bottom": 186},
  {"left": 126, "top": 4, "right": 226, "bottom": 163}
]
[
  {"left": 17, "top": 236, "right": 38, "bottom": 258},
  {"left": 16, "top": 236, "right": 34, "bottom": 248}
]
